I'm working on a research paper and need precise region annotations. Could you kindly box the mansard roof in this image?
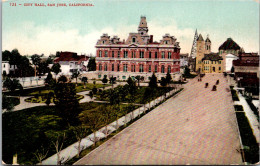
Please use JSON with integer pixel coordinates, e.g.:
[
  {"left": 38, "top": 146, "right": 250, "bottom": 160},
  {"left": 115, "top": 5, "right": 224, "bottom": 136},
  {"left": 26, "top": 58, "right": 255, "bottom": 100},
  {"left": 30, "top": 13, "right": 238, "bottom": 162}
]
[
  {"left": 202, "top": 53, "right": 223, "bottom": 61},
  {"left": 219, "top": 38, "right": 240, "bottom": 50}
]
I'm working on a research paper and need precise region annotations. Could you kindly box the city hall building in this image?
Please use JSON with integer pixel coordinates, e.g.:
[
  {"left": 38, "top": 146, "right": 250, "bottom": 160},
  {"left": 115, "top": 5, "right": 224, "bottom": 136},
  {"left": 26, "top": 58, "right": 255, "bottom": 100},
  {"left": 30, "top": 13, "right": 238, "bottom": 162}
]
[{"left": 95, "top": 16, "right": 181, "bottom": 81}]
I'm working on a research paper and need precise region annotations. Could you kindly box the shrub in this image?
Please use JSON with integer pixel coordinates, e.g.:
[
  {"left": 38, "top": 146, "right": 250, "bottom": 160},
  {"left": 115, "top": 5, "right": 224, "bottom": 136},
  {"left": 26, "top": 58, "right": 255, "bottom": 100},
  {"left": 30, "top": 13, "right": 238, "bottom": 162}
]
[
  {"left": 234, "top": 105, "right": 244, "bottom": 111},
  {"left": 236, "top": 112, "right": 259, "bottom": 164}
]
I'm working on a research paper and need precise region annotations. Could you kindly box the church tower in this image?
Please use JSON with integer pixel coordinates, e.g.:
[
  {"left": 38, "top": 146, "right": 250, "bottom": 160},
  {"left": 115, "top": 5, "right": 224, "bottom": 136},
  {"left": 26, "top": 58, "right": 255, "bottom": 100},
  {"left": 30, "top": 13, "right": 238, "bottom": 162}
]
[
  {"left": 195, "top": 34, "right": 205, "bottom": 72},
  {"left": 138, "top": 16, "right": 148, "bottom": 36},
  {"left": 190, "top": 29, "right": 198, "bottom": 58},
  {"left": 205, "top": 35, "right": 211, "bottom": 54}
]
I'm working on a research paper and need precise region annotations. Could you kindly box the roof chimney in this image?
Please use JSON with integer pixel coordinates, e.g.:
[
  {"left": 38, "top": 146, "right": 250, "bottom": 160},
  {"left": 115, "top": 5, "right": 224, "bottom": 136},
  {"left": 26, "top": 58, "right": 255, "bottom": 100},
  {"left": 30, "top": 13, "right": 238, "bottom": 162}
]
[{"left": 150, "top": 35, "right": 153, "bottom": 43}]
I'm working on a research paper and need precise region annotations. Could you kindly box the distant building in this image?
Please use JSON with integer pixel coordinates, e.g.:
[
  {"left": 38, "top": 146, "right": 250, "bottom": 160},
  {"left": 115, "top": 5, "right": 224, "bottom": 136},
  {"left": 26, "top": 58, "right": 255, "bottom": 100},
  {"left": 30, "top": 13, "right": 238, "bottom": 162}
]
[
  {"left": 180, "top": 53, "right": 189, "bottom": 67},
  {"left": 95, "top": 16, "right": 181, "bottom": 81},
  {"left": 54, "top": 52, "right": 89, "bottom": 75},
  {"left": 218, "top": 38, "right": 242, "bottom": 72},
  {"left": 195, "top": 34, "right": 223, "bottom": 73},
  {"left": 2, "top": 61, "right": 16, "bottom": 75},
  {"left": 233, "top": 52, "right": 259, "bottom": 94}
]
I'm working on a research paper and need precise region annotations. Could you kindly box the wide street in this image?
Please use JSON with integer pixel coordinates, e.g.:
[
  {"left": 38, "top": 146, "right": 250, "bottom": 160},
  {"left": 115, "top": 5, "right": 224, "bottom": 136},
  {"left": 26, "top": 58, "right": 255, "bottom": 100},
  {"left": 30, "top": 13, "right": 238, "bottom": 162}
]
[{"left": 74, "top": 74, "right": 243, "bottom": 165}]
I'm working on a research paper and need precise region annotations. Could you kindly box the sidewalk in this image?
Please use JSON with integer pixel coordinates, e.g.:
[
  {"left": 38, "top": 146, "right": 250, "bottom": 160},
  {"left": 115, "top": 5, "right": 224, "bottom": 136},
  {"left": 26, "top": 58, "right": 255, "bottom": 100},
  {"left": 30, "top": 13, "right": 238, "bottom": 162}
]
[{"left": 41, "top": 88, "right": 178, "bottom": 165}]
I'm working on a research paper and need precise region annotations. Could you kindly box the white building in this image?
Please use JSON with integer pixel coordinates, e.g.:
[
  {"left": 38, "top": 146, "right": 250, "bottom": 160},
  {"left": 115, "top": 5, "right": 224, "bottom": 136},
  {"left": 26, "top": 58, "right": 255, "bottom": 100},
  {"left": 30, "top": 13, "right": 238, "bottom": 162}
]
[
  {"left": 2, "top": 61, "right": 16, "bottom": 75},
  {"left": 225, "top": 53, "right": 239, "bottom": 72},
  {"left": 180, "top": 53, "right": 189, "bottom": 67},
  {"left": 54, "top": 52, "right": 89, "bottom": 75}
]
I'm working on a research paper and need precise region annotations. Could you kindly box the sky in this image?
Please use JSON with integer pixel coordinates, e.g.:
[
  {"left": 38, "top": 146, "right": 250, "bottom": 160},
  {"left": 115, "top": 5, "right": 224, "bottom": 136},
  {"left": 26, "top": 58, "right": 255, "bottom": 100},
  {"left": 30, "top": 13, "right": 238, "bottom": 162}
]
[{"left": 2, "top": 0, "right": 259, "bottom": 56}]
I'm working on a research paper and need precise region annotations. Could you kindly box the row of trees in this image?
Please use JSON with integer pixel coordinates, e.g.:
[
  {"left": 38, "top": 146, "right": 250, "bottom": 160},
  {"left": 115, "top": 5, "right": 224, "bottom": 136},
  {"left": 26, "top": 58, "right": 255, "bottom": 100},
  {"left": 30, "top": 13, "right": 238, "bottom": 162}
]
[{"left": 2, "top": 49, "right": 56, "bottom": 77}]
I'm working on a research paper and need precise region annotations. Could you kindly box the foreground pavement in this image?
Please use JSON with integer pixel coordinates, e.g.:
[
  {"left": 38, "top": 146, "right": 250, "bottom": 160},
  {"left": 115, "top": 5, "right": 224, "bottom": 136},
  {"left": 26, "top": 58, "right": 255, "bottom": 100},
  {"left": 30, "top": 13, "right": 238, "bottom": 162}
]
[{"left": 74, "top": 74, "right": 243, "bottom": 165}]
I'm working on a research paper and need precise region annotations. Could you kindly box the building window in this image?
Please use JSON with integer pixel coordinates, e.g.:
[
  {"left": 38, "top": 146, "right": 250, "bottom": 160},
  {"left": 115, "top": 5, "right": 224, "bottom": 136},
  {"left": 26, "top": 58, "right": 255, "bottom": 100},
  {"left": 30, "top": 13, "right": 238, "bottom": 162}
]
[
  {"left": 98, "top": 74, "right": 101, "bottom": 78},
  {"left": 165, "top": 41, "right": 168, "bottom": 44},
  {"left": 149, "top": 52, "right": 152, "bottom": 59},
  {"left": 112, "top": 51, "right": 114, "bottom": 58},
  {"left": 123, "top": 64, "right": 128, "bottom": 72},
  {"left": 219, "top": 61, "right": 221, "bottom": 64},
  {"left": 155, "top": 65, "right": 157, "bottom": 73},
  {"left": 118, "top": 51, "right": 120, "bottom": 58},
  {"left": 99, "top": 51, "right": 102, "bottom": 57},
  {"left": 155, "top": 52, "right": 158, "bottom": 59},
  {"left": 104, "top": 64, "right": 107, "bottom": 71},
  {"left": 102, "top": 41, "right": 105, "bottom": 44},
  {"left": 162, "top": 52, "right": 165, "bottom": 59},
  {"left": 219, "top": 67, "right": 221, "bottom": 70},
  {"left": 149, "top": 65, "right": 151, "bottom": 72},
  {"left": 168, "top": 52, "right": 172, "bottom": 59},
  {"left": 99, "top": 64, "right": 102, "bottom": 71},
  {"left": 132, "top": 51, "right": 136, "bottom": 58},
  {"left": 122, "top": 76, "right": 126, "bottom": 79},
  {"left": 139, "top": 64, "right": 144, "bottom": 72},
  {"left": 140, "top": 51, "right": 144, "bottom": 58},
  {"left": 168, "top": 66, "right": 171, "bottom": 73},
  {"left": 132, "top": 37, "right": 136, "bottom": 43},
  {"left": 112, "top": 64, "right": 114, "bottom": 71},
  {"left": 124, "top": 51, "right": 128, "bottom": 58},
  {"left": 161, "top": 65, "right": 165, "bottom": 73},
  {"left": 117, "top": 64, "right": 120, "bottom": 71},
  {"left": 105, "top": 51, "right": 108, "bottom": 57},
  {"left": 131, "top": 65, "right": 135, "bottom": 72},
  {"left": 3, "top": 64, "right": 5, "bottom": 68}
]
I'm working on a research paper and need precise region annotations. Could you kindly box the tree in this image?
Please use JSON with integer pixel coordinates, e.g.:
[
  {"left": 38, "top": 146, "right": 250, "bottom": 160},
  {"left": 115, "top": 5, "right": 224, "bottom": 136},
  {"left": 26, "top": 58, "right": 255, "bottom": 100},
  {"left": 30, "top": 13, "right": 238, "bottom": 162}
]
[
  {"left": 2, "top": 50, "right": 12, "bottom": 61},
  {"left": 87, "top": 57, "right": 96, "bottom": 71},
  {"left": 165, "top": 72, "right": 172, "bottom": 86},
  {"left": 231, "top": 66, "right": 235, "bottom": 73},
  {"left": 58, "top": 75, "right": 67, "bottom": 83},
  {"left": 71, "top": 71, "right": 81, "bottom": 86},
  {"left": 81, "top": 77, "right": 88, "bottom": 89},
  {"left": 149, "top": 73, "right": 158, "bottom": 89},
  {"left": 73, "top": 126, "right": 88, "bottom": 157},
  {"left": 102, "top": 75, "right": 108, "bottom": 87},
  {"left": 79, "top": 110, "right": 103, "bottom": 146},
  {"left": 3, "top": 78, "right": 23, "bottom": 92},
  {"left": 38, "top": 61, "right": 50, "bottom": 76},
  {"left": 2, "top": 95, "right": 16, "bottom": 111},
  {"left": 89, "top": 91, "right": 94, "bottom": 101},
  {"left": 51, "top": 63, "right": 61, "bottom": 79},
  {"left": 45, "top": 95, "right": 51, "bottom": 106},
  {"left": 184, "top": 66, "right": 191, "bottom": 77},
  {"left": 45, "top": 72, "right": 56, "bottom": 89},
  {"left": 142, "top": 87, "right": 153, "bottom": 112},
  {"left": 52, "top": 133, "right": 66, "bottom": 165},
  {"left": 109, "top": 76, "right": 116, "bottom": 89},
  {"left": 31, "top": 54, "right": 42, "bottom": 76},
  {"left": 33, "top": 146, "right": 49, "bottom": 165},
  {"left": 134, "top": 75, "right": 141, "bottom": 88},
  {"left": 160, "top": 77, "right": 168, "bottom": 100},
  {"left": 54, "top": 83, "right": 82, "bottom": 126}
]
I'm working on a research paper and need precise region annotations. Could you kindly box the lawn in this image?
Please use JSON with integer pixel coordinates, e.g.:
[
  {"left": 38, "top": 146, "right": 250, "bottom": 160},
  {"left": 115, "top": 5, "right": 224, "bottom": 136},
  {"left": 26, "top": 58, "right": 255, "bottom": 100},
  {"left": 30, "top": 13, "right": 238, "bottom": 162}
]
[
  {"left": 3, "top": 83, "right": 109, "bottom": 97},
  {"left": 2, "top": 102, "right": 139, "bottom": 165},
  {"left": 24, "top": 94, "right": 84, "bottom": 103},
  {"left": 235, "top": 112, "right": 259, "bottom": 164},
  {"left": 95, "top": 86, "right": 174, "bottom": 104}
]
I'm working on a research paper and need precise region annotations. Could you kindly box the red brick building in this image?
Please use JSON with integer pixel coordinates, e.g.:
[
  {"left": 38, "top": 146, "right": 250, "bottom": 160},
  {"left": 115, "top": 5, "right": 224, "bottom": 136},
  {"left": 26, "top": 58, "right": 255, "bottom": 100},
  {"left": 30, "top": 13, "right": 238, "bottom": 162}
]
[{"left": 95, "top": 16, "right": 181, "bottom": 81}]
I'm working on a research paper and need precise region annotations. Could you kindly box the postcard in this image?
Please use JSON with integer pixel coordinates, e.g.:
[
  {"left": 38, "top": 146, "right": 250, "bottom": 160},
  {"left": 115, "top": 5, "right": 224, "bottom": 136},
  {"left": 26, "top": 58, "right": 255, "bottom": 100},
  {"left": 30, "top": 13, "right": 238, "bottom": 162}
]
[{"left": 1, "top": 0, "right": 259, "bottom": 165}]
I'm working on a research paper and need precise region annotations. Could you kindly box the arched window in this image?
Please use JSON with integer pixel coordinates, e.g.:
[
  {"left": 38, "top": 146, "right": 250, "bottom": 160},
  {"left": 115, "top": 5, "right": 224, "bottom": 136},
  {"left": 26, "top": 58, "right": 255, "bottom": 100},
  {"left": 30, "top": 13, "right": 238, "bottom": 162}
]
[
  {"left": 99, "top": 64, "right": 102, "bottom": 71},
  {"left": 168, "top": 66, "right": 171, "bottom": 73},
  {"left": 104, "top": 64, "right": 107, "bottom": 71},
  {"left": 161, "top": 65, "right": 165, "bottom": 73},
  {"left": 139, "top": 64, "right": 144, "bottom": 72},
  {"left": 112, "top": 64, "right": 114, "bottom": 71}
]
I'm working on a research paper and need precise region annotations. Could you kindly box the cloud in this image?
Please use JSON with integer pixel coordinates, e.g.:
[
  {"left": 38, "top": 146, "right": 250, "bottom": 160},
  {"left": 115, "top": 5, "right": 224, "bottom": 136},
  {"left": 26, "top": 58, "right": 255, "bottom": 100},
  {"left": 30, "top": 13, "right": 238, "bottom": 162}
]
[{"left": 2, "top": 17, "right": 258, "bottom": 57}]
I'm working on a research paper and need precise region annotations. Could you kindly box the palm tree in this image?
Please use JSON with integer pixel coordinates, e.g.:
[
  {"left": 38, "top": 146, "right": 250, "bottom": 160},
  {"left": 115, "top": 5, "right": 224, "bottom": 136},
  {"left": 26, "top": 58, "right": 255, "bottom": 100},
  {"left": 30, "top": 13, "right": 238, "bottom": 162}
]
[
  {"left": 135, "top": 75, "right": 141, "bottom": 88},
  {"left": 71, "top": 71, "right": 81, "bottom": 86},
  {"left": 81, "top": 77, "right": 88, "bottom": 89},
  {"left": 109, "top": 76, "right": 116, "bottom": 89}
]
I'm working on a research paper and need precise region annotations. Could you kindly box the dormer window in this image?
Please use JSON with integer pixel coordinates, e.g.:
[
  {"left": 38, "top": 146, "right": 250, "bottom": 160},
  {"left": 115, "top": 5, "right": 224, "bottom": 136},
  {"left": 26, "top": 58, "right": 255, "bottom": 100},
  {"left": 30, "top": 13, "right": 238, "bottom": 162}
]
[
  {"left": 165, "top": 41, "right": 169, "bottom": 44},
  {"left": 102, "top": 41, "right": 105, "bottom": 44},
  {"left": 132, "top": 37, "right": 136, "bottom": 43}
]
